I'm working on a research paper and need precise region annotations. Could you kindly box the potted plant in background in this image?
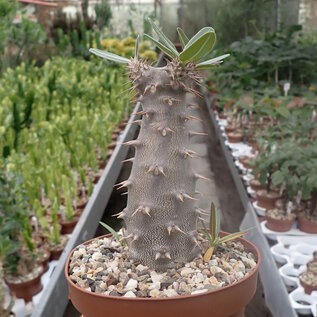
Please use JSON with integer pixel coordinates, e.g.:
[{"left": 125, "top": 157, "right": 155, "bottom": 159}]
[
  {"left": 65, "top": 21, "right": 260, "bottom": 317},
  {"left": 0, "top": 170, "right": 43, "bottom": 302}
]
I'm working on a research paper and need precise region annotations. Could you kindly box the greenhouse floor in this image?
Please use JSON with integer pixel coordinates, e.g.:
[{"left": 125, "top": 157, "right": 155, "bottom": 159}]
[{"left": 63, "top": 96, "right": 272, "bottom": 317}]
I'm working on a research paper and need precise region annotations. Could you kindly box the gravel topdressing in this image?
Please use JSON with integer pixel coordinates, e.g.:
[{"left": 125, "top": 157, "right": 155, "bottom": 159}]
[{"left": 68, "top": 234, "right": 257, "bottom": 298}]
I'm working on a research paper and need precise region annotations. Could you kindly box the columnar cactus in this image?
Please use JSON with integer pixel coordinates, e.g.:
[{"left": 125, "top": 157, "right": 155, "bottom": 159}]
[{"left": 91, "top": 21, "right": 229, "bottom": 270}]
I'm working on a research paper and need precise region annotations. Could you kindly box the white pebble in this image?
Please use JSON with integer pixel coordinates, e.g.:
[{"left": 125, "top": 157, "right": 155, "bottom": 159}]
[
  {"left": 92, "top": 252, "right": 102, "bottom": 261},
  {"left": 191, "top": 289, "right": 208, "bottom": 295},
  {"left": 163, "top": 289, "right": 178, "bottom": 297},
  {"left": 125, "top": 279, "right": 138, "bottom": 291},
  {"left": 124, "top": 291, "right": 136, "bottom": 297}
]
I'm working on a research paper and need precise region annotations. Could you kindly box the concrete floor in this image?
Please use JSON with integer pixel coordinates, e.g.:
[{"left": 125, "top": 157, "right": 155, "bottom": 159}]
[{"left": 64, "top": 94, "right": 272, "bottom": 317}]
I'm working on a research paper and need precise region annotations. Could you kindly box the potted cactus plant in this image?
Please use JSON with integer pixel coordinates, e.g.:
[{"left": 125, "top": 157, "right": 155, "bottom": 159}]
[{"left": 65, "top": 22, "right": 260, "bottom": 317}]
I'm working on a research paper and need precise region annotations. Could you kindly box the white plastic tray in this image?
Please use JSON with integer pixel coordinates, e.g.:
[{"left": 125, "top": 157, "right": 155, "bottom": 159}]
[
  {"left": 252, "top": 201, "right": 266, "bottom": 217},
  {"left": 261, "top": 221, "right": 317, "bottom": 240}
]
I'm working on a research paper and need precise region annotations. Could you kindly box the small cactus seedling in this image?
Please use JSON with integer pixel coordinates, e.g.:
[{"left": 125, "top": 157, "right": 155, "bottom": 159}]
[
  {"left": 90, "top": 21, "right": 229, "bottom": 270},
  {"left": 200, "top": 203, "right": 248, "bottom": 263}
]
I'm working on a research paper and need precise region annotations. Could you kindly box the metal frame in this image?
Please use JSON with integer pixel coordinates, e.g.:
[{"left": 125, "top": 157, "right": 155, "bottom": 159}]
[
  {"left": 32, "top": 103, "right": 141, "bottom": 317},
  {"left": 205, "top": 94, "right": 297, "bottom": 317}
]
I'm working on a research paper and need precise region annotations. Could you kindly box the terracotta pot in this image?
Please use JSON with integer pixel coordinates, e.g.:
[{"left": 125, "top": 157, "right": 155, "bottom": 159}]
[
  {"left": 227, "top": 132, "right": 243, "bottom": 143},
  {"left": 108, "top": 142, "right": 117, "bottom": 151},
  {"left": 218, "top": 113, "right": 227, "bottom": 119},
  {"left": 266, "top": 213, "right": 295, "bottom": 232},
  {"left": 225, "top": 125, "right": 236, "bottom": 134},
  {"left": 298, "top": 215, "right": 317, "bottom": 234},
  {"left": 256, "top": 190, "right": 280, "bottom": 209},
  {"left": 61, "top": 216, "right": 79, "bottom": 234},
  {"left": 65, "top": 233, "right": 260, "bottom": 317},
  {"left": 249, "top": 179, "right": 265, "bottom": 192},
  {"left": 299, "top": 273, "right": 317, "bottom": 295},
  {"left": 238, "top": 156, "right": 252, "bottom": 169},
  {"left": 5, "top": 267, "right": 43, "bottom": 302}
]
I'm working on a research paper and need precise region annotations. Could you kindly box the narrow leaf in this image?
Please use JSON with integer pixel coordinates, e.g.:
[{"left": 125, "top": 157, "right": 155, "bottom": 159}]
[
  {"left": 180, "top": 27, "right": 216, "bottom": 63},
  {"left": 218, "top": 231, "right": 247, "bottom": 244},
  {"left": 99, "top": 221, "right": 121, "bottom": 241},
  {"left": 196, "top": 54, "right": 230, "bottom": 69},
  {"left": 89, "top": 48, "right": 130, "bottom": 64},
  {"left": 148, "top": 18, "right": 179, "bottom": 57},
  {"left": 203, "top": 246, "right": 214, "bottom": 262},
  {"left": 143, "top": 33, "right": 175, "bottom": 59},
  {"left": 177, "top": 27, "right": 189, "bottom": 48},
  {"left": 210, "top": 202, "right": 220, "bottom": 241},
  {"left": 135, "top": 35, "right": 140, "bottom": 60}
]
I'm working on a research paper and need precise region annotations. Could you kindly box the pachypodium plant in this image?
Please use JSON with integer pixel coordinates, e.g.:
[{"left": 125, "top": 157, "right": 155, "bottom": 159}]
[{"left": 90, "top": 20, "right": 229, "bottom": 270}]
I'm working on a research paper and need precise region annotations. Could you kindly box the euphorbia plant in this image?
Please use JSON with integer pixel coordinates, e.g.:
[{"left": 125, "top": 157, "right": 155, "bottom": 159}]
[{"left": 90, "top": 20, "right": 229, "bottom": 270}]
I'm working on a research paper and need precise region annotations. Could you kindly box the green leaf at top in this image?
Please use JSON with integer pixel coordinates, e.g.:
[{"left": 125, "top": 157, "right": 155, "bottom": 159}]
[
  {"left": 180, "top": 27, "right": 216, "bottom": 64},
  {"left": 196, "top": 54, "right": 230, "bottom": 70},
  {"left": 147, "top": 18, "right": 179, "bottom": 58},
  {"left": 143, "top": 33, "right": 175, "bottom": 59},
  {"left": 89, "top": 48, "right": 131, "bottom": 64},
  {"left": 177, "top": 27, "right": 189, "bottom": 48}
]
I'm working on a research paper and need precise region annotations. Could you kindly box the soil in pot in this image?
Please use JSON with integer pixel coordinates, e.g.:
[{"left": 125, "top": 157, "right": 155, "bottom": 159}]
[
  {"left": 265, "top": 209, "right": 296, "bottom": 232},
  {"left": 227, "top": 132, "right": 243, "bottom": 143},
  {"left": 50, "top": 235, "right": 69, "bottom": 260},
  {"left": 298, "top": 210, "right": 317, "bottom": 234},
  {"left": 256, "top": 190, "right": 280, "bottom": 209},
  {"left": 66, "top": 234, "right": 260, "bottom": 317},
  {"left": 299, "top": 271, "right": 317, "bottom": 294},
  {"left": 5, "top": 265, "right": 43, "bottom": 302},
  {"left": 61, "top": 216, "right": 79, "bottom": 234}
]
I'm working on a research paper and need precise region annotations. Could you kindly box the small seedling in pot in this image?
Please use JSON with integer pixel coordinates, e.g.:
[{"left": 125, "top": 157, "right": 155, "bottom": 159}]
[{"left": 200, "top": 203, "right": 248, "bottom": 262}]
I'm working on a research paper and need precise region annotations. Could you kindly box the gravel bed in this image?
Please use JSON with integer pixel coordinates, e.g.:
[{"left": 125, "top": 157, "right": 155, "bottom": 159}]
[{"left": 68, "top": 235, "right": 257, "bottom": 298}]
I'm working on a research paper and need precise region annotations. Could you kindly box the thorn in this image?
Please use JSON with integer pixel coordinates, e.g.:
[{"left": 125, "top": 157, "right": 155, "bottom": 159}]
[
  {"left": 147, "top": 165, "right": 166, "bottom": 176},
  {"left": 131, "top": 206, "right": 151, "bottom": 217},
  {"left": 121, "top": 192, "right": 128, "bottom": 196},
  {"left": 198, "top": 216, "right": 209, "bottom": 223},
  {"left": 184, "top": 115, "right": 203, "bottom": 122},
  {"left": 165, "top": 252, "right": 171, "bottom": 259},
  {"left": 112, "top": 211, "right": 126, "bottom": 219},
  {"left": 155, "top": 252, "right": 161, "bottom": 260},
  {"left": 196, "top": 208, "right": 208, "bottom": 216},
  {"left": 167, "top": 226, "right": 172, "bottom": 236},
  {"left": 155, "top": 126, "right": 175, "bottom": 136},
  {"left": 189, "top": 131, "right": 208, "bottom": 137},
  {"left": 192, "top": 237, "right": 201, "bottom": 248},
  {"left": 131, "top": 120, "right": 142, "bottom": 126},
  {"left": 182, "top": 193, "right": 198, "bottom": 201},
  {"left": 122, "top": 140, "right": 141, "bottom": 147},
  {"left": 187, "top": 103, "right": 200, "bottom": 110},
  {"left": 114, "top": 180, "right": 132, "bottom": 190},
  {"left": 144, "top": 206, "right": 151, "bottom": 217},
  {"left": 162, "top": 97, "right": 182, "bottom": 106},
  {"left": 174, "top": 225, "right": 187, "bottom": 235},
  {"left": 176, "top": 193, "right": 184, "bottom": 202},
  {"left": 132, "top": 234, "right": 139, "bottom": 241},
  {"left": 195, "top": 191, "right": 202, "bottom": 196},
  {"left": 135, "top": 110, "right": 147, "bottom": 116},
  {"left": 195, "top": 174, "right": 210, "bottom": 181},
  {"left": 182, "top": 148, "right": 197, "bottom": 159},
  {"left": 123, "top": 233, "right": 134, "bottom": 240},
  {"left": 121, "top": 157, "right": 134, "bottom": 163}
]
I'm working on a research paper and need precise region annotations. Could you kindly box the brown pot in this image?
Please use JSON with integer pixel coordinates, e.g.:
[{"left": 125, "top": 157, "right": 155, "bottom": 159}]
[
  {"left": 39, "top": 249, "right": 51, "bottom": 273},
  {"left": 299, "top": 274, "right": 317, "bottom": 295},
  {"left": 249, "top": 179, "right": 265, "bottom": 192},
  {"left": 238, "top": 156, "right": 252, "bottom": 169},
  {"left": 227, "top": 132, "right": 243, "bottom": 143},
  {"left": 298, "top": 215, "right": 317, "bottom": 234},
  {"left": 225, "top": 125, "right": 236, "bottom": 134},
  {"left": 266, "top": 213, "right": 295, "bottom": 232},
  {"left": 61, "top": 216, "right": 79, "bottom": 234},
  {"left": 50, "top": 248, "right": 63, "bottom": 261},
  {"left": 5, "top": 267, "right": 43, "bottom": 302},
  {"left": 256, "top": 190, "right": 280, "bottom": 210},
  {"left": 65, "top": 233, "right": 260, "bottom": 317}
]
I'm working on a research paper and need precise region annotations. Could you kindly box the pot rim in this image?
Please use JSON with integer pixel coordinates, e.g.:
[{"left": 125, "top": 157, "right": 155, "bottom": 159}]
[{"left": 65, "top": 232, "right": 261, "bottom": 302}]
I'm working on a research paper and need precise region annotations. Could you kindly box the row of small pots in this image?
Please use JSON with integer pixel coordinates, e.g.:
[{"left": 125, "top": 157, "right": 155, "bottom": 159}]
[{"left": 4, "top": 122, "right": 129, "bottom": 307}]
